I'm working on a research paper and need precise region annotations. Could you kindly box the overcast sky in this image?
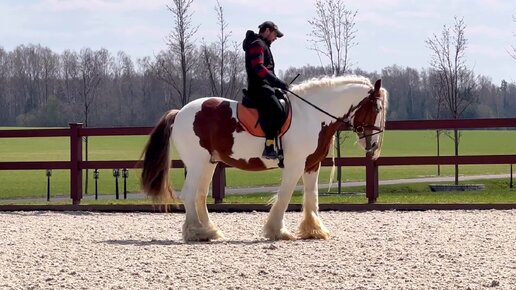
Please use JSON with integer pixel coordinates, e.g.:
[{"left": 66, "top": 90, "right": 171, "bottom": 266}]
[{"left": 0, "top": 0, "right": 514, "bottom": 83}]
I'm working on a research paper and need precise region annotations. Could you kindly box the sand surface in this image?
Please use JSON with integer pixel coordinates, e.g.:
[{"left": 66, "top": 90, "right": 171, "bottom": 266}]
[{"left": 1, "top": 210, "right": 515, "bottom": 290}]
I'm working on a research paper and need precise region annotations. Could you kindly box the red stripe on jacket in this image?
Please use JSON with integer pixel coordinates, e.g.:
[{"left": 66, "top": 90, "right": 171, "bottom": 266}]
[{"left": 249, "top": 44, "right": 269, "bottom": 79}]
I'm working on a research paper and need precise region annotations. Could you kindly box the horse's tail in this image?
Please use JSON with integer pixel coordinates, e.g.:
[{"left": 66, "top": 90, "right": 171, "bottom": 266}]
[{"left": 141, "top": 109, "right": 180, "bottom": 203}]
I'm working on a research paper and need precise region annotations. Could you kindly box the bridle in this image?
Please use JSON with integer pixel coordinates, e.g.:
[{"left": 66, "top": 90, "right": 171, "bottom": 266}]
[
  {"left": 344, "top": 89, "right": 385, "bottom": 139},
  {"left": 284, "top": 83, "right": 385, "bottom": 139}
]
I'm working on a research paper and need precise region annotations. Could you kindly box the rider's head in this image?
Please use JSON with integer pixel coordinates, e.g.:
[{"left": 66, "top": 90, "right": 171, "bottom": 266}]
[{"left": 258, "top": 21, "right": 283, "bottom": 43}]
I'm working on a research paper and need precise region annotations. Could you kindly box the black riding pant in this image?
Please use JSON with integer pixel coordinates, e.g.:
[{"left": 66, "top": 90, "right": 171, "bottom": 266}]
[{"left": 250, "top": 85, "right": 284, "bottom": 140}]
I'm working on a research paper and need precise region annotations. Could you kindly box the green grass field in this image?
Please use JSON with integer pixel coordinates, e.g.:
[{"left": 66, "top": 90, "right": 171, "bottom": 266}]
[{"left": 0, "top": 128, "right": 515, "bottom": 202}]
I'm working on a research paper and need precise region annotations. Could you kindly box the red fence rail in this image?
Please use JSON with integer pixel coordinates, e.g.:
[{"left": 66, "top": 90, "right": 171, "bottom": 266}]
[{"left": 1, "top": 118, "right": 515, "bottom": 205}]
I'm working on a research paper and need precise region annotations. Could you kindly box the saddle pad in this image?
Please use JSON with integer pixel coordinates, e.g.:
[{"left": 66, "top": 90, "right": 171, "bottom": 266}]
[{"left": 236, "top": 104, "right": 292, "bottom": 138}]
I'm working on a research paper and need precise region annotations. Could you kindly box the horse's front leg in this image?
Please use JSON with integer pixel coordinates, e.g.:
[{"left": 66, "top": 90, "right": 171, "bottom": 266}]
[
  {"left": 299, "top": 165, "right": 330, "bottom": 240},
  {"left": 263, "top": 163, "right": 303, "bottom": 241}
]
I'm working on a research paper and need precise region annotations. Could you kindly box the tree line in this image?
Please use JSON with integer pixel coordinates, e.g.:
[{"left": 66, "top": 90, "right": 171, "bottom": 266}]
[{"left": 0, "top": 0, "right": 515, "bottom": 128}]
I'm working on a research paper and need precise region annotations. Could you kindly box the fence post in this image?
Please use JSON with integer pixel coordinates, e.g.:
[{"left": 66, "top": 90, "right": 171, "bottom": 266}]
[
  {"left": 212, "top": 164, "right": 226, "bottom": 204},
  {"left": 69, "top": 123, "right": 83, "bottom": 205},
  {"left": 365, "top": 154, "right": 379, "bottom": 204}
]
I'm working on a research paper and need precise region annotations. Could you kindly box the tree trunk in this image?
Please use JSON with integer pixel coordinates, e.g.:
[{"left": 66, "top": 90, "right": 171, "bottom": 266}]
[
  {"left": 436, "top": 130, "right": 441, "bottom": 176},
  {"left": 336, "top": 131, "right": 342, "bottom": 194},
  {"left": 84, "top": 106, "right": 89, "bottom": 195},
  {"left": 85, "top": 136, "right": 89, "bottom": 194},
  {"left": 454, "top": 128, "right": 459, "bottom": 185}
]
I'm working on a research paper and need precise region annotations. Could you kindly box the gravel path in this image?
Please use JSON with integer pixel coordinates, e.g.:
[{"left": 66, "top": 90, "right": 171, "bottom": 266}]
[{"left": 1, "top": 210, "right": 515, "bottom": 290}]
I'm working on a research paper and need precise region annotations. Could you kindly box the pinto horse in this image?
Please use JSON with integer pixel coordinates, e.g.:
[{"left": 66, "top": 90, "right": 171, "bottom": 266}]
[{"left": 141, "top": 75, "right": 388, "bottom": 242}]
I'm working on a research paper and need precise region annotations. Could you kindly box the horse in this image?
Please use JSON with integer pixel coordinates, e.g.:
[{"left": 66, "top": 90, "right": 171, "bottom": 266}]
[{"left": 141, "top": 75, "right": 388, "bottom": 242}]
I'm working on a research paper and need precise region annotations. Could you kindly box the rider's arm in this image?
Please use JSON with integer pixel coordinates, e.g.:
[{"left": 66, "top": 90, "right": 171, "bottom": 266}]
[{"left": 248, "top": 43, "right": 288, "bottom": 90}]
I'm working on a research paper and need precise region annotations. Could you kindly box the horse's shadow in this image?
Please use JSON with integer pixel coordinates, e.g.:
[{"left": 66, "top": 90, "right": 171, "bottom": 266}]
[{"left": 102, "top": 239, "right": 280, "bottom": 246}]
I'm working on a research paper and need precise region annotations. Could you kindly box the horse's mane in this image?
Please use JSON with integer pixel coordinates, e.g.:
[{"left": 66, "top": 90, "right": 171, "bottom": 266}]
[{"left": 292, "top": 75, "right": 373, "bottom": 95}]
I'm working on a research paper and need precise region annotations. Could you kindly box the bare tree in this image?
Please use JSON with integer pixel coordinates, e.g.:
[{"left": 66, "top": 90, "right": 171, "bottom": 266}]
[
  {"left": 0, "top": 47, "right": 10, "bottom": 124},
  {"left": 308, "top": 0, "right": 358, "bottom": 75},
  {"left": 152, "top": 51, "right": 182, "bottom": 108},
  {"left": 163, "top": 0, "right": 199, "bottom": 107},
  {"left": 215, "top": 0, "right": 228, "bottom": 98},
  {"left": 308, "top": 0, "right": 358, "bottom": 193},
  {"left": 39, "top": 47, "right": 60, "bottom": 104},
  {"left": 510, "top": 16, "right": 516, "bottom": 60},
  {"left": 200, "top": 0, "right": 243, "bottom": 100},
  {"left": 224, "top": 42, "right": 245, "bottom": 100},
  {"left": 78, "top": 48, "right": 111, "bottom": 194},
  {"left": 61, "top": 50, "right": 80, "bottom": 105},
  {"left": 426, "top": 17, "right": 477, "bottom": 185},
  {"left": 201, "top": 42, "right": 219, "bottom": 96}
]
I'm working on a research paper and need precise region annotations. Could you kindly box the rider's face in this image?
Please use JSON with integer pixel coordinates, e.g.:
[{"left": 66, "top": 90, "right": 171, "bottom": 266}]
[{"left": 264, "top": 29, "right": 278, "bottom": 43}]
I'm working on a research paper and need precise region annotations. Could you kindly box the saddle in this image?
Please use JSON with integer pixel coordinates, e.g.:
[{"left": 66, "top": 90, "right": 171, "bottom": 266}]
[{"left": 237, "top": 89, "right": 292, "bottom": 138}]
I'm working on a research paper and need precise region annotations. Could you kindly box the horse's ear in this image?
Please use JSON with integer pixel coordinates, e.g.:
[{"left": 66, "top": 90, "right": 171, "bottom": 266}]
[{"left": 374, "top": 79, "right": 382, "bottom": 92}]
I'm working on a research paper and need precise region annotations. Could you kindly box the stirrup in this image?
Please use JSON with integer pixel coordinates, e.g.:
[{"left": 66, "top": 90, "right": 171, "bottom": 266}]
[{"left": 262, "top": 144, "right": 278, "bottom": 159}]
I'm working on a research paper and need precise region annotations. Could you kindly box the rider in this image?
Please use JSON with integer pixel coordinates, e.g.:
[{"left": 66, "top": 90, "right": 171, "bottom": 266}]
[{"left": 242, "top": 21, "right": 289, "bottom": 159}]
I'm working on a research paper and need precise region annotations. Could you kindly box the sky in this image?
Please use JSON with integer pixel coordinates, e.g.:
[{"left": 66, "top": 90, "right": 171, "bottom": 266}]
[{"left": 0, "top": 0, "right": 514, "bottom": 84}]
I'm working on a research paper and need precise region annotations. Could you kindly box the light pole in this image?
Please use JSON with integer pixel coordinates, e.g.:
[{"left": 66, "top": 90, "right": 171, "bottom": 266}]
[
  {"left": 45, "top": 169, "right": 52, "bottom": 201},
  {"left": 113, "top": 169, "right": 120, "bottom": 199},
  {"left": 93, "top": 169, "right": 100, "bottom": 200},
  {"left": 122, "top": 168, "right": 129, "bottom": 199}
]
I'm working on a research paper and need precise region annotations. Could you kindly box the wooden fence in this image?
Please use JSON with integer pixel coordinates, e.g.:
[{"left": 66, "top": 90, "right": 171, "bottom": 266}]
[{"left": 1, "top": 118, "right": 515, "bottom": 205}]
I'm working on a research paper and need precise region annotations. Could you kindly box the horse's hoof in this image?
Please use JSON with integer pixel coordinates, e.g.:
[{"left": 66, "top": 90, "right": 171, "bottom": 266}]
[
  {"left": 264, "top": 228, "right": 296, "bottom": 241},
  {"left": 298, "top": 214, "right": 331, "bottom": 240},
  {"left": 298, "top": 228, "right": 331, "bottom": 240},
  {"left": 211, "top": 229, "right": 224, "bottom": 240},
  {"left": 182, "top": 224, "right": 224, "bottom": 242}
]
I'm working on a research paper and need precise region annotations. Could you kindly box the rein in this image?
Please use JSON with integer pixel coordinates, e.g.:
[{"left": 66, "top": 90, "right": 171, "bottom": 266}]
[
  {"left": 285, "top": 89, "right": 342, "bottom": 121},
  {"left": 285, "top": 88, "right": 384, "bottom": 138}
]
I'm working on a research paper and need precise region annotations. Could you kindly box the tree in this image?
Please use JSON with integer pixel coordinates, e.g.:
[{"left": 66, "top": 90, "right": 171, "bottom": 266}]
[
  {"left": 78, "top": 48, "right": 111, "bottom": 194},
  {"left": 307, "top": 0, "right": 358, "bottom": 193},
  {"left": 0, "top": 47, "right": 10, "bottom": 124},
  {"left": 162, "top": 0, "right": 199, "bottom": 107},
  {"left": 214, "top": 0, "right": 229, "bottom": 98},
  {"left": 200, "top": 0, "right": 243, "bottom": 100},
  {"left": 308, "top": 0, "right": 358, "bottom": 76},
  {"left": 426, "top": 17, "right": 477, "bottom": 185},
  {"left": 510, "top": 16, "right": 516, "bottom": 60},
  {"left": 60, "top": 50, "right": 80, "bottom": 104}
]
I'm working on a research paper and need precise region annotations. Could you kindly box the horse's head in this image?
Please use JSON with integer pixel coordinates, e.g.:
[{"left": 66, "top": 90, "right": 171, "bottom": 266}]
[{"left": 351, "top": 79, "right": 388, "bottom": 159}]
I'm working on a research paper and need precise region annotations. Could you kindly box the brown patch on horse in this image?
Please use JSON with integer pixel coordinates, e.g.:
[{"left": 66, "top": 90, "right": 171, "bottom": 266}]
[
  {"left": 304, "top": 121, "right": 342, "bottom": 173},
  {"left": 193, "top": 98, "right": 267, "bottom": 171}
]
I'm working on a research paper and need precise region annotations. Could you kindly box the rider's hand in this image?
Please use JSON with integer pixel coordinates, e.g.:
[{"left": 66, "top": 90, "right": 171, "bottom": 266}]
[{"left": 276, "top": 79, "right": 289, "bottom": 91}]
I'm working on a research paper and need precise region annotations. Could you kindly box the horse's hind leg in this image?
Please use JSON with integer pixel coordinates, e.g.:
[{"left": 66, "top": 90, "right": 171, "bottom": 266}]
[
  {"left": 181, "top": 161, "right": 222, "bottom": 242},
  {"left": 195, "top": 162, "right": 223, "bottom": 239},
  {"left": 298, "top": 168, "right": 330, "bottom": 240}
]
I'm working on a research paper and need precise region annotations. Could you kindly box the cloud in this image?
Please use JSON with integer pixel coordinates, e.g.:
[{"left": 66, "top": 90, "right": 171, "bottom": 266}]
[
  {"left": 468, "top": 25, "right": 511, "bottom": 41},
  {"left": 223, "top": 0, "right": 314, "bottom": 15},
  {"left": 35, "top": 0, "right": 165, "bottom": 12},
  {"left": 469, "top": 44, "right": 508, "bottom": 59}
]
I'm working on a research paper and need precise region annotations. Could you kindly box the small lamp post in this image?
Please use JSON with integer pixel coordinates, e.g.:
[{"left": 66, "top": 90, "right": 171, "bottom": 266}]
[
  {"left": 93, "top": 169, "right": 100, "bottom": 200},
  {"left": 122, "top": 168, "right": 129, "bottom": 199},
  {"left": 45, "top": 169, "right": 52, "bottom": 201},
  {"left": 510, "top": 164, "right": 513, "bottom": 189},
  {"left": 113, "top": 169, "right": 120, "bottom": 199}
]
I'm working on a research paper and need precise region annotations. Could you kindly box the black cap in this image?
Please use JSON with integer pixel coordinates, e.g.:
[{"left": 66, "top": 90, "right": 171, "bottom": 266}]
[{"left": 258, "top": 21, "right": 284, "bottom": 38}]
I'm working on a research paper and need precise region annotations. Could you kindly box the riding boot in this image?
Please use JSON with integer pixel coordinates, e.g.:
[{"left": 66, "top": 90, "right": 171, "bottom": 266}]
[{"left": 262, "top": 139, "right": 278, "bottom": 159}]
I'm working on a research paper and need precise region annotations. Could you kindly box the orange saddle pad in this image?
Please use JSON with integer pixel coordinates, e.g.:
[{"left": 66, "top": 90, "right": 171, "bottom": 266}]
[{"left": 236, "top": 103, "right": 292, "bottom": 138}]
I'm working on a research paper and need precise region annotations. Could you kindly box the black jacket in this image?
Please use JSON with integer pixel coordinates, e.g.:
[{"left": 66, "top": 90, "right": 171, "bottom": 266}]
[{"left": 242, "top": 30, "right": 284, "bottom": 91}]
